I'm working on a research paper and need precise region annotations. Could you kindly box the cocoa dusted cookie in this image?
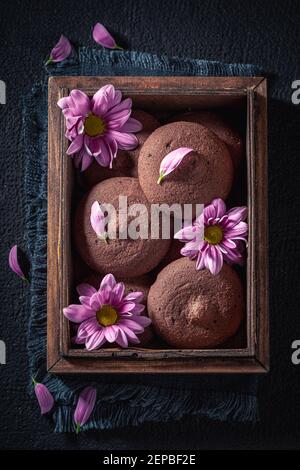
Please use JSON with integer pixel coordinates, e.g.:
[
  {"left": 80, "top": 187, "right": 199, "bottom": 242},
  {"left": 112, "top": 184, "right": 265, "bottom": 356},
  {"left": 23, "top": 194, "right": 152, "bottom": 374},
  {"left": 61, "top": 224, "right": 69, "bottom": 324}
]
[
  {"left": 138, "top": 121, "right": 233, "bottom": 207},
  {"left": 83, "top": 273, "right": 154, "bottom": 346},
  {"left": 74, "top": 177, "right": 171, "bottom": 278},
  {"left": 168, "top": 111, "right": 243, "bottom": 172},
  {"left": 147, "top": 258, "right": 243, "bottom": 348},
  {"left": 82, "top": 110, "right": 160, "bottom": 187}
]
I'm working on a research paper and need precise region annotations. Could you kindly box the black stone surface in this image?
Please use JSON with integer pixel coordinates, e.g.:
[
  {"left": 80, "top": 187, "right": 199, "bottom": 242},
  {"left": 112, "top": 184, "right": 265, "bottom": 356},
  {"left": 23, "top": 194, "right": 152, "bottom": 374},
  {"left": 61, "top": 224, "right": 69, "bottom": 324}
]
[{"left": 0, "top": 0, "right": 300, "bottom": 450}]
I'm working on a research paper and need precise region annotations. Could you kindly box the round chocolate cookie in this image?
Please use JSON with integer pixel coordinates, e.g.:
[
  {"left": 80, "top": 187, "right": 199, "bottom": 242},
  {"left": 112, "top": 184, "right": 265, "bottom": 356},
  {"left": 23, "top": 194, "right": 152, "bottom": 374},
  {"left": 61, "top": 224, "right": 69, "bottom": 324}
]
[
  {"left": 148, "top": 258, "right": 243, "bottom": 348},
  {"left": 74, "top": 177, "right": 171, "bottom": 277},
  {"left": 83, "top": 273, "right": 154, "bottom": 346},
  {"left": 138, "top": 121, "right": 233, "bottom": 207},
  {"left": 168, "top": 111, "right": 243, "bottom": 172},
  {"left": 82, "top": 110, "right": 160, "bottom": 187}
]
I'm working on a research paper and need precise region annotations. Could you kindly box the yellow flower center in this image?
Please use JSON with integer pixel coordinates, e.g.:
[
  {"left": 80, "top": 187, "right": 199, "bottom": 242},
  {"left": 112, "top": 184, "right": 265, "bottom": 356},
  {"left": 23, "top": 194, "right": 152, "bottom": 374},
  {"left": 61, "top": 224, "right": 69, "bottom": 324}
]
[
  {"left": 204, "top": 225, "right": 223, "bottom": 245},
  {"left": 84, "top": 113, "right": 106, "bottom": 137},
  {"left": 96, "top": 305, "right": 118, "bottom": 327}
]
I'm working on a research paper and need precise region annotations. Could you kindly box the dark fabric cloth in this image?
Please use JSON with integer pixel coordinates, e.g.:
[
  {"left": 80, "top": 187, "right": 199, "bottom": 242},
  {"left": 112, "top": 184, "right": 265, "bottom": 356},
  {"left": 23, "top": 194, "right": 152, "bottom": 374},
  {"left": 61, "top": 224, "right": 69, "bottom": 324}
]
[{"left": 23, "top": 47, "right": 260, "bottom": 432}]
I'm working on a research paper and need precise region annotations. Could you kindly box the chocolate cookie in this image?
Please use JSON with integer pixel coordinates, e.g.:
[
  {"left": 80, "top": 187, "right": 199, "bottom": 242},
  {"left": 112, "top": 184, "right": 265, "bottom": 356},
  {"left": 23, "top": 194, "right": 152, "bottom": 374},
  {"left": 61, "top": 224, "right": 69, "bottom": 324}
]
[
  {"left": 83, "top": 273, "right": 154, "bottom": 346},
  {"left": 74, "top": 177, "right": 171, "bottom": 277},
  {"left": 82, "top": 110, "right": 160, "bottom": 187},
  {"left": 147, "top": 258, "right": 243, "bottom": 348},
  {"left": 168, "top": 111, "right": 243, "bottom": 172},
  {"left": 138, "top": 121, "right": 233, "bottom": 207}
]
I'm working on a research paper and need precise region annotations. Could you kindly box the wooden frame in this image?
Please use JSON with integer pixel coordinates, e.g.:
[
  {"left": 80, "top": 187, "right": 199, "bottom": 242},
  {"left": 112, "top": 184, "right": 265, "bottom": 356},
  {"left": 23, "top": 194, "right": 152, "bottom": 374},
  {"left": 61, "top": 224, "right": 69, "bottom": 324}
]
[{"left": 47, "top": 76, "right": 268, "bottom": 374}]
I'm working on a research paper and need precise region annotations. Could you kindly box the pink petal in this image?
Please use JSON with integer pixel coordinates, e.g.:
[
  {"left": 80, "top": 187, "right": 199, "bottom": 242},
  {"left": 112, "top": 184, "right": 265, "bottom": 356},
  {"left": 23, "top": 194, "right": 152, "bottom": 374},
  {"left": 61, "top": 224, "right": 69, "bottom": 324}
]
[
  {"left": 211, "top": 198, "right": 227, "bottom": 218},
  {"left": 79, "top": 296, "right": 92, "bottom": 307},
  {"left": 224, "top": 222, "right": 248, "bottom": 239},
  {"left": 85, "top": 136, "right": 103, "bottom": 156},
  {"left": 92, "top": 22, "right": 118, "bottom": 49},
  {"left": 158, "top": 147, "right": 193, "bottom": 183},
  {"left": 95, "top": 139, "right": 112, "bottom": 168},
  {"left": 73, "top": 335, "right": 86, "bottom": 344},
  {"left": 107, "top": 110, "right": 131, "bottom": 130},
  {"left": 220, "top": 239, "right": 237, "bottom": 250},
  {"left": 80, "top": 152, "right": 94, "bottom": 171},
  {"left": 69, "top": 90, "right": 91, "bottom": 116},
  {"left": 110, "top": 89, "right": 122, "bottom": 108},
  {"left": 48, "top": 35, "right": 72, "bottom": 63},
  {"left": 57, "top": 96, "right": 70, "bottom": 109},
  {"left": 91, "top": 87, "right": 109, "bottom": 116},
  {"left": 95, "top": 153, "right": 110, "bottom": 168},
  {"left": 65, "top": 115, "right": 80, "bottom": 129},
  {"left": 77, "top": 318, "right": 99, "bottom": 339},
  {"left": 106, "top": 136, "right": 118, "bottom": 160},
  {"left": 104, "top": 326, "right": 117, "bottom": 343},
  {"left": 63, "top": 304, "right": 95, "bottom": 323},
  {"left": 118, "top": 319, "right": 144, "bottom": 334},
  {"left": 66, "top": 134, "right": 84, "bottom": 154},
  {"left": 196, "top": 249, "right": 206, "bottom": 270},
  {"left": 129, "top": 303, "right": 145, "bottom": 314},
  {"left": 123, "top": 291, "right": 144, "bottom": 302},
  {"left": 100, "top": 274, "right": 116, "bottom": 291},
  {"left": 204, "top": 245, "right": 223, "bottom": 275},
  {"left": 174, "top": 224, "right": 197, "bottom": 241},
  {"left": 120, "top": 325, "right": 140, "bottom": 344},
  {"left": 130, "top": 315, "right": 151, "bottom": 327},
  {"left": 85, "top": 330, "right": 106, "bottom": 350},
  {"left": 115, "top": 328, "right": 128, "bottom": 348},
  {"left": 105, "top": 98, "right": 132, "bottom": 118},
  {"left": 77, "top": 283, "right": 97, "bottom": 297},
  {"left": 94, "top": 85, "right": 122, "bottom": 111},
  {"left": 223, "top": 247, "right": 244, "bottom": 265},
  {"left": 180, "top": 239, "right": 203, "bottom": 257},
  {"left": 108, "top": 130, "right": 138, "bottom": 150},
  {"left": 118, "top": 302, "right": 136, "bottom": 314},
  {"left": 34, "top": 383, "right": 54, "bottom": 415},
  {"left": 226, "top": 206, "right": 248, "bottom": 226},
  {"left": 73, "top": 150, "right": 93, "bottom": 171},
  {"left": 99, "top": 288, "right": 111, "bottom": 305},
  {"left": 8, "top": 245, "right": 27, "bottom": 280},
  {"left": 204, "top": 202, "right": 217, "bottom": 220},
  {"left": 74, "top": 387, "right": 97, "bottom": 430},
  {"left": 119, "top": 117, "right": 143, "bottom": 133},
  {"left": 110, "top": 282, "right": 125, "bottom": 305},
  {"left": 90, "top": 201, "right": 106, "bottom": 237},
  {"left": 89, "top": 292, "right": 103, "bottom": 311}
]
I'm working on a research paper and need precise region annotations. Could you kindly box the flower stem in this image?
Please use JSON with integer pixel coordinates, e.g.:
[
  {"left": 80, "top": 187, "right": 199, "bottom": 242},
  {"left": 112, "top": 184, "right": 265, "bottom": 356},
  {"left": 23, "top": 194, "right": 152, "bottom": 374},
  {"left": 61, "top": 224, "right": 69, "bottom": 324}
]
[
  {"left": 75, "top": 423, "right": 81, "bottom": 434},
  {"left": 32, "top": 377, "right": 38, "bottom": 386},
  {"left": 45, "top": 57, "right": 53, "bottom": 66},
  {"left": 99, "top": 233, "right": 108, "bottom": 244},
  {"left": 114, "top": 45, "right": 124, "bottom": 51},
  {"left": 157, "top": 173, "right": 164, "bottom": 185}
]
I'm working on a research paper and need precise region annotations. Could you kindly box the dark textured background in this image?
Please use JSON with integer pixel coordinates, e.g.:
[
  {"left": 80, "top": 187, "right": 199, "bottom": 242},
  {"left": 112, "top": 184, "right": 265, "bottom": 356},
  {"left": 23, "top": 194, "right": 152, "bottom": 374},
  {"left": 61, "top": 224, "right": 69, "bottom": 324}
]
[{"left": 1, "top": 0, "right": 300, "bottom": 450}]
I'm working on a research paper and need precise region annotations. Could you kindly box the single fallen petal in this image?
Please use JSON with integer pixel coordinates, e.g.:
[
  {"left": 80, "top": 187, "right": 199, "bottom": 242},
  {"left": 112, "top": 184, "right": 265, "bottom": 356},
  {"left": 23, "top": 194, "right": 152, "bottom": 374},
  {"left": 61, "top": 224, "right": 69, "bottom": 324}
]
[
  {"left": 157, "top": 147, "right": 193, "bottom": 184},
  {"left": 74, "top": 386, "right": 97, "bottom": 433},
  {"left": 46, "top": 35, "right": 72, "bottom": 65},
  {"left": 92, "top": 22, "right": 123, "bottom": 50},
  {"left": 33, "top": 380, "right": 54, "bottom": 415},
  {"left": 8, "top": 245, "right": 28, "bottom": 281},
  {"left": 90, "top": 201, "right": 108, "bottom": 242}
]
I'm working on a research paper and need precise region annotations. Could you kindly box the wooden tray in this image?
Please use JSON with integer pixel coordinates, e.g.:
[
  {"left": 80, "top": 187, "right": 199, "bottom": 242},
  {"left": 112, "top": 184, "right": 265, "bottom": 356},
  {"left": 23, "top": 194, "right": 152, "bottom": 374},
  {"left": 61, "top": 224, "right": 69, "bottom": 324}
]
[{"left": 47, "top": 76, "right": 268, "bottom": 374}]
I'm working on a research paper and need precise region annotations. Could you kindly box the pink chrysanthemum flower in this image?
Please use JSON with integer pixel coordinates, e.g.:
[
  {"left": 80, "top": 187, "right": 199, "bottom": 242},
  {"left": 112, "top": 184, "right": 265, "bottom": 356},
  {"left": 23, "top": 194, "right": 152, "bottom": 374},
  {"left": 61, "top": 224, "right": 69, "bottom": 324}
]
[
  {"left": 57, "top": 84, "right": 142, "bottom": 171},
  {"left": 175, "top": 198, "right": 248, "bottom": 275},
  {"left": 63, "top": 274, "right": 151, "bottom": 350}
]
